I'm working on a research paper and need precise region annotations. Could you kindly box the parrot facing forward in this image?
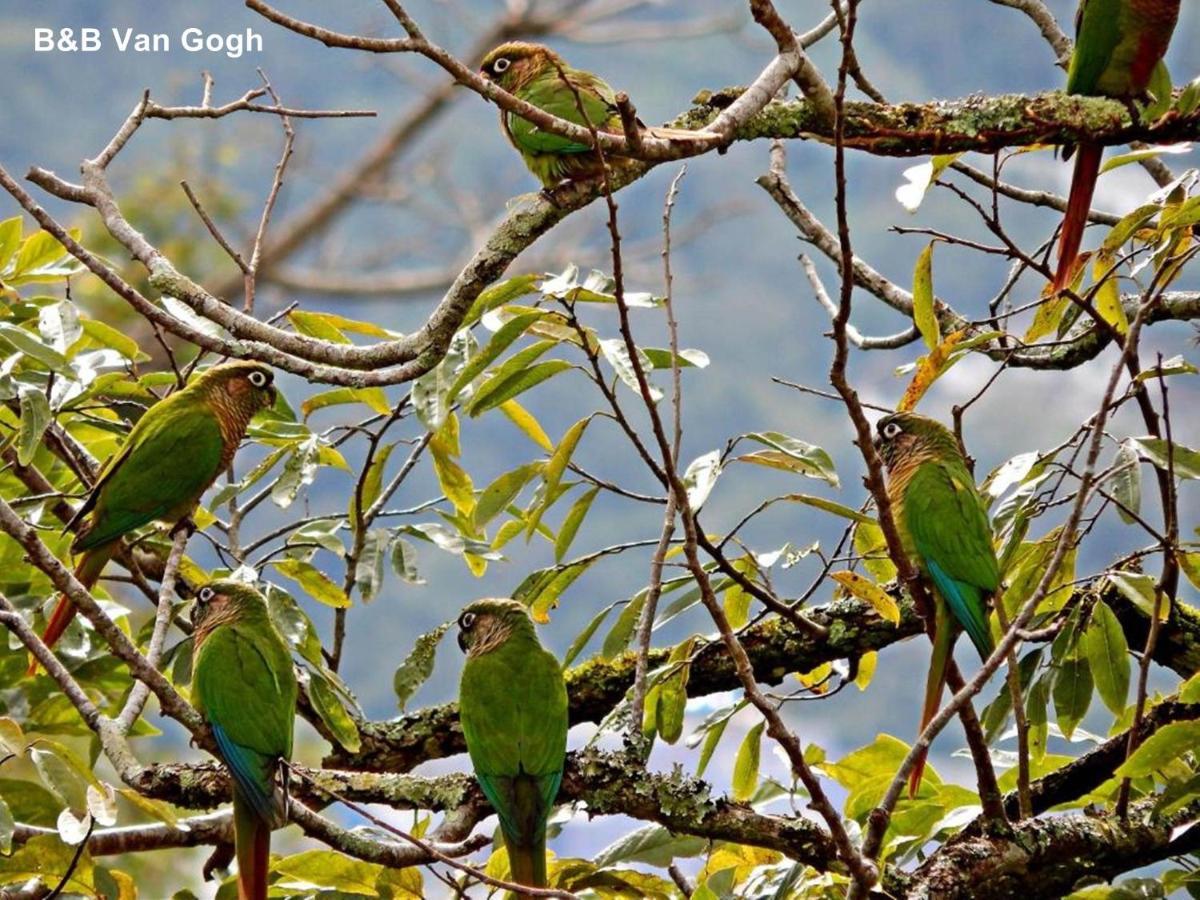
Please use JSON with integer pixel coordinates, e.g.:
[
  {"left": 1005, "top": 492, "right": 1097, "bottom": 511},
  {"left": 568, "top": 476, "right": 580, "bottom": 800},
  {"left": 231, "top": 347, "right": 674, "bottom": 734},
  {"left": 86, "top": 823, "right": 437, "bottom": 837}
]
[
  {"left": 33, "top": 361, "right": 276, "bottom": 671},
  {"left": 457, "top": 598, "right": 568, "bottom": 891},
  {"left": 479, "top": 41, "right": 703, "bottom": 189},
  {"left": 875, "top": 413, "right": 999, "bottom": 798},
  {"left": 1052, "top": 0, "right": 1180, "bottom": 293},
  {"left": 191, "top": 580, "right": 297, "bottom": 900}
]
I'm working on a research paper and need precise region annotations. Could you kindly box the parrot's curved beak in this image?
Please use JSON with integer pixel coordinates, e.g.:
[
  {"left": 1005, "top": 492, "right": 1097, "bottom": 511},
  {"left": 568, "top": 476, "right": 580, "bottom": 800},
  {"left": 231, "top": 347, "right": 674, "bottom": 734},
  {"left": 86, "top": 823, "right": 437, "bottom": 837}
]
[{"left": 456, "top": 630, "right": 468, "bottom": 654}]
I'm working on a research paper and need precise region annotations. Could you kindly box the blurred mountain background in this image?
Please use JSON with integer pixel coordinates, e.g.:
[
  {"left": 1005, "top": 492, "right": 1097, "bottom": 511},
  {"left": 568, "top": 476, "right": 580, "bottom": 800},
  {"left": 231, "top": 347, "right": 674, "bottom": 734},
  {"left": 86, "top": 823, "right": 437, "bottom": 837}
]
[{"left": 2, "top": 0, "right": 1198, "bottom": 893}]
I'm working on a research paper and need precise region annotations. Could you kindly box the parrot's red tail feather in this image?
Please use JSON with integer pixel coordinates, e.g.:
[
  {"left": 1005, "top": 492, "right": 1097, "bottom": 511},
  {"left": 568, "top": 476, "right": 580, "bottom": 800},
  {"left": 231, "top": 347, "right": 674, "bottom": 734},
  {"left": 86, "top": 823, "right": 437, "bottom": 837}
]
[
  {"left": 29, "top": 550, "right": 107, "bottom": 675},
  {"left": 1052, "top": 142, "right": 1103, "bottom": 294},
  {"left": 910, "top": 633, "right": 951, "bottom": 799},
  {"left": 235, "top": 811, "right": 270, "bottom": 900}
]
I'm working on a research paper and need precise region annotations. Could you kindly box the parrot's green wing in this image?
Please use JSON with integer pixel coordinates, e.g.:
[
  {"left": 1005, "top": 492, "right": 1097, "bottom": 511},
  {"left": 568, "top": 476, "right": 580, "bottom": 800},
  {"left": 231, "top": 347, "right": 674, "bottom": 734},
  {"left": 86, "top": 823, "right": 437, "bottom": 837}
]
[
  {"left": 194, "top": 624, "right": 296, "bottom": 821},
  {"left": 1066, "top": 0, "right": 1124, "bottom": 95},
  {"left": 460, "top": 640, "right": 567, "bottom": 841},
  {"left": 904, "top": 460, "right": 999, "bottom": 658},
  {"left": 73, "top": 396, "right": 226, "bottom": 551},
  {"left": 508, "top": 67, "right": 618, "bottom": 156}
]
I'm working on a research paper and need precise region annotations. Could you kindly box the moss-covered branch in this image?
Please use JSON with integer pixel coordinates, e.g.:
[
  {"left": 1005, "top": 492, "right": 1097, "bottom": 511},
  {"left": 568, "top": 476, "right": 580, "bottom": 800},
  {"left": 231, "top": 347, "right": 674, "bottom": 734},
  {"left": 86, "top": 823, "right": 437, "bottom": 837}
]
[
  {"left": 680, "top": 88, "right": 1200, "bottom": 157},
  {"left": 327, "top": 577, "right": 1200, "bottom": 773},
  {"left": 902, "top": 798, "right": 1200, "bottom": 899},
  {"left": 125, "top": 748, "right": 842, "bottom": 871}
]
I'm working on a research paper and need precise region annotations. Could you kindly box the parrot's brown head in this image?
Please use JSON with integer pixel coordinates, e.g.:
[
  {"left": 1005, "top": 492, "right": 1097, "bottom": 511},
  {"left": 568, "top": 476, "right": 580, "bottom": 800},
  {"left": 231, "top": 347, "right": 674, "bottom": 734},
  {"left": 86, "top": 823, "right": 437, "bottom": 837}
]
[
  {"left": 456, "top": 597, "right": 532, "bottom": 657},
  {"left": 874, "top": 411, "right": 961, "bottom": 472},
  {"left": 191, "top": 579, "right": 268, "bottom": 648},
  {"left": 479, "top": 41, "right": 563, "bottom": 93},
  {"left": 194, "top": 361, "right": 277, "bottom": 416}
]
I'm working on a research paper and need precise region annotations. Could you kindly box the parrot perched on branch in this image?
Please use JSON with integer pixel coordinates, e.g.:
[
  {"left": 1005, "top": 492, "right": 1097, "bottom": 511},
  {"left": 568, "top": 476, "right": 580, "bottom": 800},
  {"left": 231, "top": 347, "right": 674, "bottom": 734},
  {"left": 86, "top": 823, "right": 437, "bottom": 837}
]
[
  {"left": 1052, "top": 0, "right": 1180, "bottom": 293},
  {"left": 33, "top": 361, "right": 276, "bottom": 671},
  {"left": 479, "top": 41, "right": 706, "bottom": 189},
  {"left": 457, "top": 598, "right": 568, "bottom": 891},
  {"left": 875, "top": 412, "right": 1000, "bottom": 798},
  {"left": 191, "top": 580, "right": 297, "bottom": 900}
]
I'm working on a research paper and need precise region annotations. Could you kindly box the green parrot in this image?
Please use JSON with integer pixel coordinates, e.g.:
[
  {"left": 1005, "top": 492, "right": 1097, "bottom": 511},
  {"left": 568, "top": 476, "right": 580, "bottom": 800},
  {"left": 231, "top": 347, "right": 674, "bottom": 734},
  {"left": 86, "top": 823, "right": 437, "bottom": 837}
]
[
  {"left": 457, "top": 598, "right": 568, "bottom": 891},
  {"left": 191, "top": 580, "right": 297, "bottom": 900},
  {"left": 1052, "top": 0, "right": 1180, "bottom": 293},
  {"left": 875, "top": 412, "right": 999, "bottom": 798},
  {"left": 34, "top": 361, "right": 276, "bottom": 671},
  {"left": 479, "top": 41, "right": 700, "bottom": 189}
]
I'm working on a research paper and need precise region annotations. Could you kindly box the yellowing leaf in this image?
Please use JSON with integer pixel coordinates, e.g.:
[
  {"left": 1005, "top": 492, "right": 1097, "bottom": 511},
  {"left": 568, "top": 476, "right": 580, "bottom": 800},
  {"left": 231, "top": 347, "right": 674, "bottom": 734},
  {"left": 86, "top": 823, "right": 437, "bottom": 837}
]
[
  {"left": 830, "top": 571, "right": 900, "bottom": 625},
  {"left": 499, "top": 400, "right": 553, "bottom": 452},
  {"left": 912, "top": 242, "right": 939, "bottom": 350},
  {"left": 272, "top": 559, "right": 351, "bottom": 608},
  {"left": 731, "top": 722, "right": 764, "bottom": 801},
  {"left": 897, "top": 329, "right": 967, "bottom": 412},
  {"left": 1091, "top": 253, "right": 1129, "bottom": 335}
]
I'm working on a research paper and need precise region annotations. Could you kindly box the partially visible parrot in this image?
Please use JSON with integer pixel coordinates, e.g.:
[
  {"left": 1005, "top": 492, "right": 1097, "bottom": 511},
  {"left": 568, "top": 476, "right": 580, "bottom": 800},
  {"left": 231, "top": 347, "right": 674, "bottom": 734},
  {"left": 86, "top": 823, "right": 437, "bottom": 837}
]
[
  {"left": 457, "top": 598, "right": 568, "bottom": 891},
  {"left": 479, "top": 41, "right": 702, "bottom": 189},
  {"left": 33, "top": 361, "right": 276, "bottom": 671},
  {"left": 191, "top": 580, "right": 297, "bottom": 900},
  {"left": 875, "top": 412, "right": 999, "bottom": 798},
  {"left": 1052, "top": 0, "right": 1180, "bottom": 293}
]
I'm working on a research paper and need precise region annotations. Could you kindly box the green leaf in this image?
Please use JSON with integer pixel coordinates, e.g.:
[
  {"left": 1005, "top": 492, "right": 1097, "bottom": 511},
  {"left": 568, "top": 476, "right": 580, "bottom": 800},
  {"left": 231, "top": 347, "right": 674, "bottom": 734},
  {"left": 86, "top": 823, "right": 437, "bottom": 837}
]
[
  {"left": 1130, "top": 437, "right": 1200, "bottom": 480},
  {"left": 307, "top": 669, "right": 362, "bottom": 754},
  {"left": 1099, "top": 142, "right": 1192, "bottom": 174},
  {"left": 474, "top": 463, "right": 541, "bottom": 530},
  {"left": 548, "top": 417, "right": 591, "bottom": 487},
  {"left": 1134, "top": 354, "right": 1198, "bottom": 382},
  {"left": 1101, "top": 203, "right": 1161, "bottom": 252},
  {"left": 412, "top": 330, "right": 474, "bottom": 432},
  {"left": 598, "top": 338, "right": 662, "bottom": 402},
  {"left": 592, "top": 824, "right": 706, "bottom": 869},
  {"left": 1052, "top": 653, "right": 1092, "bottom": 740},
  {"left": 515, "top": 560, "right": 593, "bottom": 623},
  {"left": 353, "top": 528, "right": 388, "bottom": 603},
  {"left": 739, "top": 432, "right": 839, "bottom": 487},
  {"left": 1116, "top": 721, "right": 1200, "bottom": 778},
  {"left": 912, "top": 242, "right": 939, "bottom": 349},
  {"left": 350, "top": 441, "right": 396, "bottom": 527},
  {"left": 643, "top": 347, "right": 710, "bottom": 369},
  {"left": 16, "top": 385, "right": 51, "bottom": 466},
  {"left": 272, "top": 559, "right": 351, "bottom": 608},
  {"left": 732, "top": 722, "right": 765, "bottom": 801},
  {"left": 468, "top": 359, "right": 572, "bottom": 416},
  {"left": 1107, "top": 570, "right": 1168, "bottom": 621},
  {"left": 602, "top": 592, "right": 646, "bottom": 659},
  {"left": 0, "top": 217, "right": 21, "bottom": 271},
  {"left": 555, "top": 486, "right": 599, "bottom": 563},
  {"left": 1083, "top": 601, "right": 1130, "bottom": 716},
  {"left": 1109, "top": 439, "right": 1142, "bottom": 525},
  {"left": 785, "top": 494, "right": 874, "bottom": 524},
  {"left": 80, "top": 319, "right": 141, "bottom": 360},
  {"left": 0, "top": 322, "right": 72, "bottom": 373},
  {"left": 462, "top": 273, "right": 541, "bottom": 327},
  {"left": 448, "top": 311, "right": 544, "bottom": 406},
  {"left": 392, "top": 623, "right": 450, "bottom": 710},
  {"left": 562, "top": 600, "right": 614, "bottom": 667},
  {"left": 274, "top": 849, "right": 382, "bottom": 893},
  {"left": 389, "top": 535, "right": 424, "bottom": 585},
  {"left": 302, "top": 386, "right": 391, "bottom": 418}
]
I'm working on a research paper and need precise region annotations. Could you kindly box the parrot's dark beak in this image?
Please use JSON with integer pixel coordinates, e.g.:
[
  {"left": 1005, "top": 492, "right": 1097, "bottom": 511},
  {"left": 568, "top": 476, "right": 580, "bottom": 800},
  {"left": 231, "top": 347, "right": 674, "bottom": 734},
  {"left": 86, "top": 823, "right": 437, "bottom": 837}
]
[{"left": 456, "top": 630, "right": 468, "bottom": 654}]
